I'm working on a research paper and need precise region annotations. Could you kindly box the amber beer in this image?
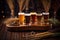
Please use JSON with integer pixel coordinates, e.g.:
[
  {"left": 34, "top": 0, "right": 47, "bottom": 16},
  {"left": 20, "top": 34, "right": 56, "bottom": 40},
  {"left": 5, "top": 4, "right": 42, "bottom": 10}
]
[
  {"left": 25, "top": 14, "right": 31, "bottom": 25},
  {"left": 30, "top": 12, "right": 37, "bottom": 24},
  {"left": 37, "top": 14, "right": 42, "bottom": 21},
  {"left": 18, "top": 13, "right": 25, "bottom": 25},
  {"left": 43, "top": 13, "right": 49, "bottom": 21}
]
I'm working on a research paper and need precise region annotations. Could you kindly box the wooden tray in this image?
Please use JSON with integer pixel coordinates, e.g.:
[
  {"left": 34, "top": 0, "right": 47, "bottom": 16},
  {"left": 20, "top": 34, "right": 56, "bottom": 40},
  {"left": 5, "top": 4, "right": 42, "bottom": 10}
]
[{"left": 6, "top": 24, "right": 50, "bottom": 31}]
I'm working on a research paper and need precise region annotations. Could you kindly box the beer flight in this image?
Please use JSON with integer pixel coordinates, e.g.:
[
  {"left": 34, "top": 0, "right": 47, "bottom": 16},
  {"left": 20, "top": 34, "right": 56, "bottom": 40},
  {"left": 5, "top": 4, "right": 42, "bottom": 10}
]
[{"left": 18, "top": 12, "right": 49, "bottom": 26}]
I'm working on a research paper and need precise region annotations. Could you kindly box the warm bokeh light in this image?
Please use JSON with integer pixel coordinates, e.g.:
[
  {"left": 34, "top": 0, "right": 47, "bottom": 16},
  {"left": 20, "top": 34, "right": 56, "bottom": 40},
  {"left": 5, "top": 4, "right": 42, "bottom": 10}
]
[
  {"left": 18, "top": 0, "right": 25, "bottom": 12},
  {"left": 41, "top": 0, "right": 51, "bottom": 12},
  {"left": 18, "top": 0, "right": 30, "bottom": 12},
  {"left": 25, "top": 0, "right": 30, "bottom": 10},
  {"left": 6, "top": 0, "right": 14, "bottom": 17},
  {"left": 6, "top": 0, "right": 14, "bottom": 10}
]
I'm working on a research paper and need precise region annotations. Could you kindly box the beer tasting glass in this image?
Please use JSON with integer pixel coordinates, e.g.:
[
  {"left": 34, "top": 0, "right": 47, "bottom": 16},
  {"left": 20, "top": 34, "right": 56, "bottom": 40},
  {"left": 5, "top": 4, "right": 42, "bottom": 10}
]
[
  {"left": 37, "top": 13, "right": 42, "bottom": 25},
  {"left": 43, "top": 12, "right": 49, "bottom": 25},
  {"left": 25, "top": 14, "right": 31, "bottom": 25},
  {"left": 30, "top": 12, "right": 37, "bottom": 24},
  {"left": 18, "top": 13, "right": 25, "bottom": 25}
]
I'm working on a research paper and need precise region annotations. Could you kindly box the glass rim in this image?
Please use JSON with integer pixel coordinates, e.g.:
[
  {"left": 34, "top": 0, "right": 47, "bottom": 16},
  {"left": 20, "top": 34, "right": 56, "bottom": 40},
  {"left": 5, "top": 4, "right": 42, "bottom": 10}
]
[
  {"left": 37, "top": 14, "right": 42, "bottom": 16},
  {"left": 43, "top": 13, "right": 49, "bottom": 15},
  {"left": 25, "top": 14, "right": 31, "bottom": 16},
  {"left": 30, "top": 12, "right": 37, "bottom": 15},
  {"left": 18, "top": 12, "right": 25, "bottom": 15}
]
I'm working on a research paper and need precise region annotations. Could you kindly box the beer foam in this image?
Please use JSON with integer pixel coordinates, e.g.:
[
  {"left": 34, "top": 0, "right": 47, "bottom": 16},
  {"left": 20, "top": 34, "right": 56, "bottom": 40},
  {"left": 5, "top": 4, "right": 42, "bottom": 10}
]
[
  {"left": 25, "top": 14, "right": 31, "bottom": 16},
  {"left": 37, "top": 14, "right": 42, "bottom": 16},
  {"left": 30, "top": 12, "right": 37, "bottom": 15},
  {"left": 18, "top": 12, "right": 24, "bottom": 15},
  {"left": 46, "top": 13, "right": 49, "bottom": 15},
  {"left": 43, "top": 12, "right": 49, "bottom": 15}
]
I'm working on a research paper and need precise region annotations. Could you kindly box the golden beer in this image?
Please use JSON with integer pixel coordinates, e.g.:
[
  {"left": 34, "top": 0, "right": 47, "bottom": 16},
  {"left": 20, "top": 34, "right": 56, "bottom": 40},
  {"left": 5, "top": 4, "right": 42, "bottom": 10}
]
[
  {"left": 37, "top": 14, "right": 42, "bottom": 21},
  {"left": 18, "top": 13, "right": 25, "bottom": 25}
]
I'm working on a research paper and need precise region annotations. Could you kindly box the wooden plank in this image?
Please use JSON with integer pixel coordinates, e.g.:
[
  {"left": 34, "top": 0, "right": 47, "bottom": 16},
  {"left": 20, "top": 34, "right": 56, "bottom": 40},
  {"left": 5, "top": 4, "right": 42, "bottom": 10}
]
[{"left": 7, "top": 26, "right": 50, "bottom": 31}]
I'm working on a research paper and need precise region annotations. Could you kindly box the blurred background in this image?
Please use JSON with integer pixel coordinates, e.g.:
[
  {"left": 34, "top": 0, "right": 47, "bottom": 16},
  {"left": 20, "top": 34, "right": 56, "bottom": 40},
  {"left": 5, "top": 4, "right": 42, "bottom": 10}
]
[
  {"left": 0, "top": 0, "right": 60, "bottom": 40},
  {"left": 0, "top": 0, "right": 60, "bottom": 19}
]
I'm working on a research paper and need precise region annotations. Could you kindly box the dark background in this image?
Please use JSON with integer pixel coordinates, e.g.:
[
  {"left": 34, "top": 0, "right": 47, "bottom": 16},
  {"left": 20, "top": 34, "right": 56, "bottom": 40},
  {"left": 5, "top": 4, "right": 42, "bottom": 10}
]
[{"left": 0, "top": 0, "right": 60, "bottom": 19}]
